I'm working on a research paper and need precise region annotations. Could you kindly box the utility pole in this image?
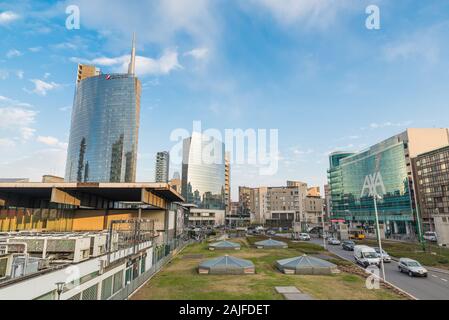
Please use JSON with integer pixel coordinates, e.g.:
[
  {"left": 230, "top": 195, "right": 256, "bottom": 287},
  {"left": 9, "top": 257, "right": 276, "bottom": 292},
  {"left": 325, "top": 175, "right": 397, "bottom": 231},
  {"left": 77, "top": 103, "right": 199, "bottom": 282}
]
[
  {"left": 321, "top": 209, "right": 327, "bottom": 249},
  {"left": 373, "top": 194, "right": 386, "bottom": 281}
]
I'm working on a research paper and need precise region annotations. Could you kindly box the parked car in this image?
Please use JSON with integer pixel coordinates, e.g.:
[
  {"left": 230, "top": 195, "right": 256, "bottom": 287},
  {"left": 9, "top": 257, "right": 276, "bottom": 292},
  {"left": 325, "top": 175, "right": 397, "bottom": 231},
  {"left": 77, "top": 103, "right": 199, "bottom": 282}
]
[
  {"left": 342, "top": 240, "right": 356, "bottom": 251},
  {"left": 423, "top": 231, "right": 438, "bottom": 242},
  {"left": 398, "top": 258, "right": 428, "bottom": 277},
  {"left": 297, "top": 233, "right": 311, "bottom": 241},
  {"left": 353, "top": 245, "right": 381, "bottom": 268},
  {"left": 374, "top": 247, "right": 392, "bottom": 263},
  {"left": 327, "top": 238, "right": 341, "bottom": 245}
]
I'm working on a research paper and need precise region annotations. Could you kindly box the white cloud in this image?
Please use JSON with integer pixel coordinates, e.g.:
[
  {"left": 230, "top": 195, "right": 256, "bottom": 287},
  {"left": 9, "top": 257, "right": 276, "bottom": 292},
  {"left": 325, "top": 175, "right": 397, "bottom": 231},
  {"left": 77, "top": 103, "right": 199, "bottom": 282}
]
[
  {"left": 59, "top": 106, "right": 72, "bottom": 112},
  {"left": 0, "top": 138, "right": 15, "bottom": 147},
  {"left": 71, "top": 50, "right": 182, "bottom": 76},
  {"left": 37, "top": 136, "right": 68, "bottom": 149},
  {"left": 246, "top": 0, "right": 350, "bottom": 28},
  {"left": 0, "top": 11, "right": 20, "bottom": 25},
  {"left": 20, "top": 127, "right": 36, "bottom": 140},
  {"left": 382, "top": 26, "right": 445, "bottom": 64},
  {"left": 0, "top": 97, "right": 36, "bottom": 141},
  {"left": 368, "top": 121, "right": 413, "bottom": 129},
  {"left": 6, "top": 49, "right": 22, "bottom": 58},
  {"left": 53, "top": 42, "right": 78, "bottom": 50},
  {"left": 28, "top": 79, "right": 60, "bottom": 96},
  {"left": 0, "top": 148, "right": 67, "bottom": 181},
  {"left": 184, "top": 47, "right": 209, "bottom": 60},
  {"left": 28, "top": 47, "right": 42, "bottom": 52},
  {"left": 57, "top": 0, "right": 218, "bottom": 48},
  {"left": 16, "top": 70, "right": 24, "bottom": 79},
  {"left": 0, "top": 95, "right": 33, "bottom": 108},
  {"left": 0, "top": 107, "right": 36, "bottom": 129}
]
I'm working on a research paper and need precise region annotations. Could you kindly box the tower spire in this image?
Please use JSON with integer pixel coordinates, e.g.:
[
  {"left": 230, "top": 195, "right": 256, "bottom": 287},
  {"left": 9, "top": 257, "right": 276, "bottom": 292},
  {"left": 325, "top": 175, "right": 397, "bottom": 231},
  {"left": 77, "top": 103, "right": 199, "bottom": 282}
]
[{"left": 128, "top": 32, "right": 136, "bottom": 75}]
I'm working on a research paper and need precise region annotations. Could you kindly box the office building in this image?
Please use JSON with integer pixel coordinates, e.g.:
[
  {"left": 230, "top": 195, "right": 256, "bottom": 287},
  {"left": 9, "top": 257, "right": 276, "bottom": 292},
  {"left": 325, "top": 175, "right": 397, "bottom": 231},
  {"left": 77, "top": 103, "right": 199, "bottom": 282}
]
[
  {"left": 265, "top": 184, "right": 308, "bottom": 229},
  {"left": 155, "top": 151, "right": 170, "bottom": 183},
  {"left": 225, "top": 152, "right": 231, "bottom": 213},
  {"left": 65, "top": 34, "right": 141, "bottom": 183},
  {"left": 182, "top": 132, "right": 226, "bottom": 226},
  {"left": 169, "top": 172, "right": 181, "bottom": 194},
  {"left": 0, "top": 181, "right": 186, "bottom": 300},
  {"left": 324, "top": 184, "right": 331, "bottom": 219},
  {"left": 413, "top": 145, "right": 449, "bottom": 245},
  {"left": 41, "top": 175, "right": 64, "bottom": 183},
  {"left": 328, "top": 128, "right": 449, "bottom": 237}
]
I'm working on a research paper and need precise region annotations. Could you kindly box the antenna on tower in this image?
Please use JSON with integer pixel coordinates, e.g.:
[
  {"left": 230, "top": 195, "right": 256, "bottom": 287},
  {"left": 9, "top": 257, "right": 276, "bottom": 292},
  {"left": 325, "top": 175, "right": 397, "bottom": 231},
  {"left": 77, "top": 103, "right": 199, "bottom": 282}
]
[{"left": 128, "top": 32, "right": 136, "bottom": 75}]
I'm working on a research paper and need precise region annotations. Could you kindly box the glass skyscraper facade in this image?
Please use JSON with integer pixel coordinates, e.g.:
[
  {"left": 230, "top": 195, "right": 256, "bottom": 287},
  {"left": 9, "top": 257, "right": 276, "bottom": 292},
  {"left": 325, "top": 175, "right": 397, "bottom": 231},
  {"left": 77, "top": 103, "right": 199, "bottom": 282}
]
[
  {"left": 328, "top": 140, "right": 414, "bottom": 235},
  {"left": 65, "top": 73, "right": 141, "bottom": 182},
  {"left": 181, "top": 132, "right": 226, "bottom": 210}
]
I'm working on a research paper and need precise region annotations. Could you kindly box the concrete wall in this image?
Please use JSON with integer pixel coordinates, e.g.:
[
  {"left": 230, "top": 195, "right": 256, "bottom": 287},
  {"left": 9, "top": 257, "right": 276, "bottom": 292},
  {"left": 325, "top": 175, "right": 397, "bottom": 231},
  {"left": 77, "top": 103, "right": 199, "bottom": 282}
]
[{"left": 407, "top": 128, "right": 449, "bottom": 158}]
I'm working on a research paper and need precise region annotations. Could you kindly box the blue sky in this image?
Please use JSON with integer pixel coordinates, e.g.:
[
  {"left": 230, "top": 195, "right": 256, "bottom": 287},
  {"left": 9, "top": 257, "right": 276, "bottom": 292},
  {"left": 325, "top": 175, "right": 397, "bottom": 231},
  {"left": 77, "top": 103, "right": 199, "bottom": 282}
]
[{"left": 1, "top": 0, "right": 449, "bottom": 200}]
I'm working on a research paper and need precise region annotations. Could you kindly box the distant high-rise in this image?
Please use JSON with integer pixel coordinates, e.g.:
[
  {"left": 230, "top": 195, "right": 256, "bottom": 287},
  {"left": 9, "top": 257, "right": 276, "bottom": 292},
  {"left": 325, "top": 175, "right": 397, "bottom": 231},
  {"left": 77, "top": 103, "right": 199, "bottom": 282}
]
[
  {"left": 181, "top": 132, "right": 225, "bottom": 209},
  {"left": 65, "top": 34, "right": 141, "bottom": 183},
  {"left": 155, "top": 151, "right": 170, "bottom": 183},
  {"left": 225, "top": 152, "right": 231, "bottom": 212}
]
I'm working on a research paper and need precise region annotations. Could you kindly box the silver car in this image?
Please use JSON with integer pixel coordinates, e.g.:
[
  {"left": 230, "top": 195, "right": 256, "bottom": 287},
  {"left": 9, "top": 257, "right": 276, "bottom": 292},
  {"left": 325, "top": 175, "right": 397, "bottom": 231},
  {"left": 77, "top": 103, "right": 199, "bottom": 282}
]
[
  {"left": 398, "top": 258, "right": 428, "bottom": 277},
  {"left": 327, "top": 237, "right": 341, "bottom": 245},
  {"left": 374, "top": 247, "right": 392, "bottom": 263}
]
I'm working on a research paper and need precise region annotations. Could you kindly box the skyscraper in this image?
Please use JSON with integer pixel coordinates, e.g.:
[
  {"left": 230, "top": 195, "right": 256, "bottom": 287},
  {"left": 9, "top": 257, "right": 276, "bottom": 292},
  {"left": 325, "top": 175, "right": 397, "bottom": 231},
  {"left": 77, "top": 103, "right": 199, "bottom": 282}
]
[
  {"left": 65, "top": 34, "right": 141, "bottom": 183},
  {"left": 155, "top": 151, "right": 170, "bottom": 183},
  {"left": 225, "top": 152, "right": 231, "bottom": 213},
  {"left": 181, "top": 132, "right": 225, "bottom": 210}
]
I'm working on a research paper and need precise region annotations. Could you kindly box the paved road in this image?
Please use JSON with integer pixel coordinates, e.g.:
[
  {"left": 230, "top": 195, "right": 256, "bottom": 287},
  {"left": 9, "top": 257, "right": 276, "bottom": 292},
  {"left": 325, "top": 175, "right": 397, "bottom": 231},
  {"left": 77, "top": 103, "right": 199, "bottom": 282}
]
[{"left": 311, "top": 239, "right": 449, "bottom": 300}]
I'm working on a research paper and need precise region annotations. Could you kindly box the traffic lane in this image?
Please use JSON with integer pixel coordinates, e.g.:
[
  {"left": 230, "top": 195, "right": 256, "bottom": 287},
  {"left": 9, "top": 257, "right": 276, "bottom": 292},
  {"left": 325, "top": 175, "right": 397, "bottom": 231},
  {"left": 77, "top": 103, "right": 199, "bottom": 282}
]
[
  {"left": 311, "top": 239, "right": 449, "bottom": 300},
  {"left": 382, "top": 261, "right": 449, "bottom": 300}
]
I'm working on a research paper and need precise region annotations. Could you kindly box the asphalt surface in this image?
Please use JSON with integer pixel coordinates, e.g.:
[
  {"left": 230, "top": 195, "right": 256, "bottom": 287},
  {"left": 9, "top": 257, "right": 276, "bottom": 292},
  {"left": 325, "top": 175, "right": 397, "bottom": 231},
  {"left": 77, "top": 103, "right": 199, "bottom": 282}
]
[{"left": 311, "top": 239, "right": 449, "bottom": 300}]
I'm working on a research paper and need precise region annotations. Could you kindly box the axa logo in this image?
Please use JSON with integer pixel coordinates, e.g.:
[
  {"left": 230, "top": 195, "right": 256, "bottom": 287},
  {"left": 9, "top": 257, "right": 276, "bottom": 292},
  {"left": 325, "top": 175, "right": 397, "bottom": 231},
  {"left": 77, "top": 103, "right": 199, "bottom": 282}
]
[{"left": 361, "top": 172, "right": 386, "bottom": 198}]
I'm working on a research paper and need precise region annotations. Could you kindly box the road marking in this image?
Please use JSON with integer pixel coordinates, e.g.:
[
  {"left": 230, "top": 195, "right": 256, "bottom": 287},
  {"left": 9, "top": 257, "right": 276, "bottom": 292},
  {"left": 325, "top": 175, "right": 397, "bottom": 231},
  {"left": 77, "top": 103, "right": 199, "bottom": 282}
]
[
  {"left": 441, "top": 278, "right": 448, "bottom": 282},
  {"left": 432, "top": 275, "right": 438, "bottom": 278}
]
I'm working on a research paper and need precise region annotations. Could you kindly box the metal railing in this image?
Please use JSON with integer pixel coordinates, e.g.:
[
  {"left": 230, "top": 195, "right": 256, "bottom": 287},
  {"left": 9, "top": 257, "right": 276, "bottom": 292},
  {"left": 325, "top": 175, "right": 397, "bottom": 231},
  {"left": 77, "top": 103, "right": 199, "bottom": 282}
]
[{"left": 109, "top": 238, "right": 194, "bottom": 300}]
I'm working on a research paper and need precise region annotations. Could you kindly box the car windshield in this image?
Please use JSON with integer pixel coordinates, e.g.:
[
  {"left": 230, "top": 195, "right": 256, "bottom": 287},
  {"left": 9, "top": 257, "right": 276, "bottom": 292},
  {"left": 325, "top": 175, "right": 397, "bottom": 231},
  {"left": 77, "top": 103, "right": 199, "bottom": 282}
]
[
  {"left": 363, "top": 252, "right": 378, "bottom": 259},
  {"left": 407, "top": 261, "right": 421, "bottom": 267}
]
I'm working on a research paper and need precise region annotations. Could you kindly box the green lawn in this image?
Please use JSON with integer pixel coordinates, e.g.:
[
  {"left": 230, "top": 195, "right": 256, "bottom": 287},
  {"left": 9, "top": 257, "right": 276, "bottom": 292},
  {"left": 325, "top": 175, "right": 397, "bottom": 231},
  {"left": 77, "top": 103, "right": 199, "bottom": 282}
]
[
  {"left": 131, "top": 237, "right": 404, "bottom": 300},
  {"left": 359, "top": 239, "right": 449, "bottom": 269}
]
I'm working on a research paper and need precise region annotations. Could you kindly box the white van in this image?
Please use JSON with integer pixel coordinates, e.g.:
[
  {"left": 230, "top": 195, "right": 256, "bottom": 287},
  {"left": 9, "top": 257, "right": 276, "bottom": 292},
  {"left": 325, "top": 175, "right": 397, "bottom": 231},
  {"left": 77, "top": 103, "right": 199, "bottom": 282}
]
[
  {"left": 354, "top": 245, "right": 381, "bottom": 268},
  {"left": 423, "top": 231, "right": 437, "bottom": 242}
]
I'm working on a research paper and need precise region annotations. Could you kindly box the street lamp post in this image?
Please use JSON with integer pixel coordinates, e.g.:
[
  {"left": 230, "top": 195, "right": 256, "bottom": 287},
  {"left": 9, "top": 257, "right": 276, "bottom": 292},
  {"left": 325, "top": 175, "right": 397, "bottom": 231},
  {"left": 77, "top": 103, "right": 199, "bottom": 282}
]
[
  {"left": 321, "top": 209, "right": 327, "bottom": 250},
  {"left": 373, "top": 194, "right": 386, "bottom": 281},
  {"left": 55, "top": 282, "right": 65, "bottom": 300}
]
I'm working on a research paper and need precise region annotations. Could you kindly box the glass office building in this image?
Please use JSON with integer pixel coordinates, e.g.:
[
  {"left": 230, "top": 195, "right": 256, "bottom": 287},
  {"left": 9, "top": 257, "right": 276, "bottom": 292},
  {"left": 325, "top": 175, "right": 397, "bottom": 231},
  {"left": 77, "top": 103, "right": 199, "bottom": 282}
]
[
  {"left": 328, "top": 140, "right": 414, "bottom": 234},
  {"left": 65, "top": 36, "right": 141, "bottom": 182},
  {"left": 181, "top": 132, "right": 226, "bottom": 210},
  {"left": 328, "top": 129, "right": 449, "bottom": 236}
]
